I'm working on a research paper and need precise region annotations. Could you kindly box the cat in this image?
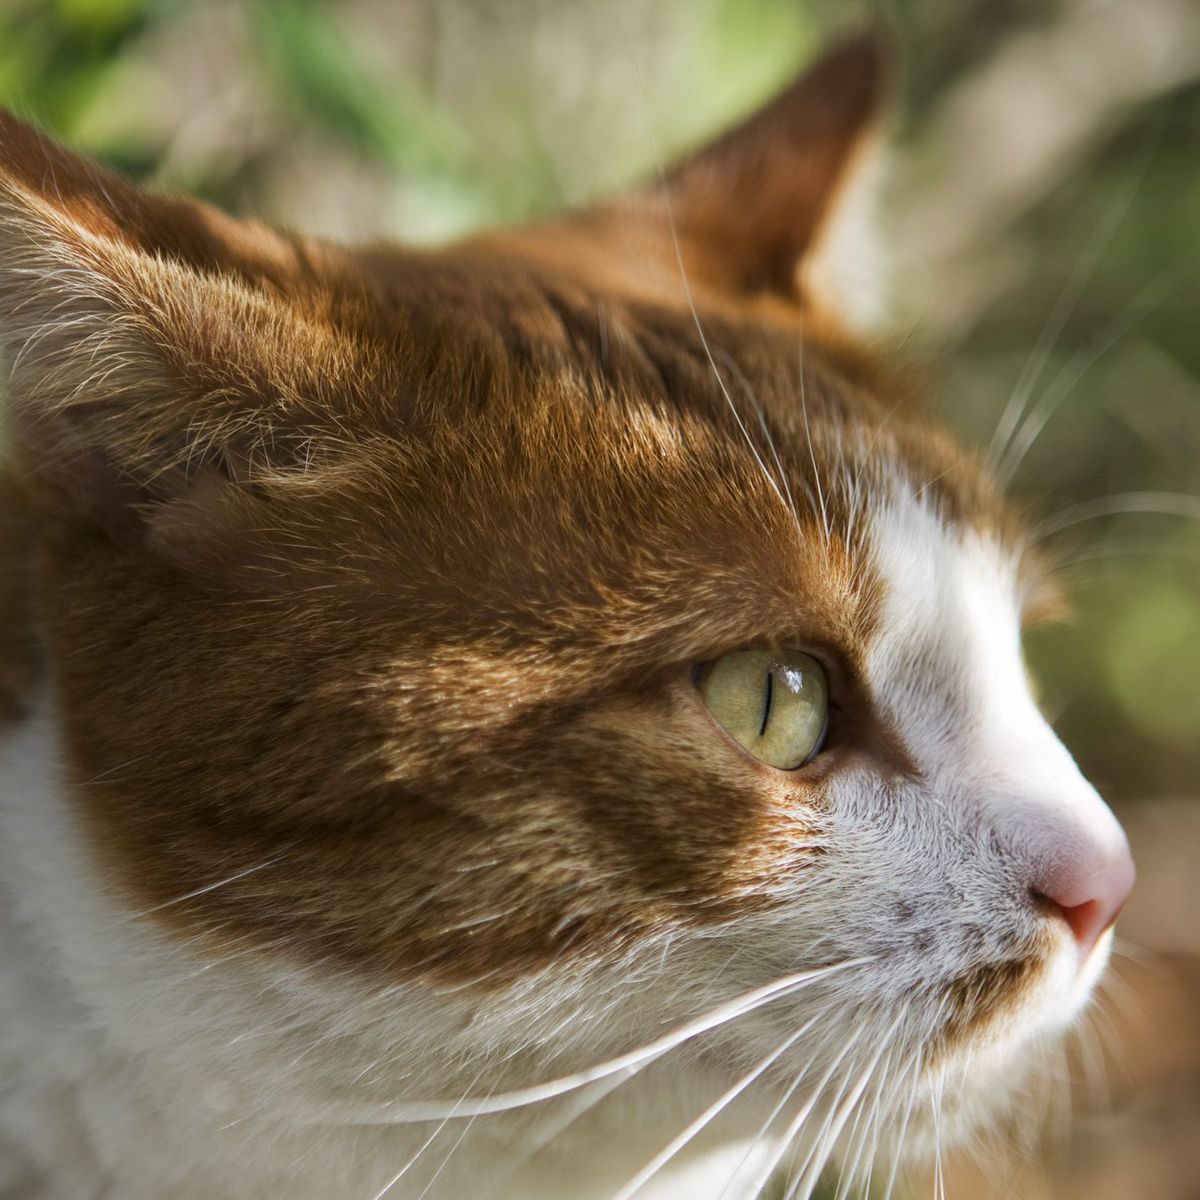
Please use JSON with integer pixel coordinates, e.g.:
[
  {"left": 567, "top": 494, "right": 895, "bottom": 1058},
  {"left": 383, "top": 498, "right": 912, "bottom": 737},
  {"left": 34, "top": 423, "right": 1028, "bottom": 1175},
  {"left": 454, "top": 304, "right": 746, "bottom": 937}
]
[{"left": 0, "top": 33, "right": 1135, "bottom": 1200}]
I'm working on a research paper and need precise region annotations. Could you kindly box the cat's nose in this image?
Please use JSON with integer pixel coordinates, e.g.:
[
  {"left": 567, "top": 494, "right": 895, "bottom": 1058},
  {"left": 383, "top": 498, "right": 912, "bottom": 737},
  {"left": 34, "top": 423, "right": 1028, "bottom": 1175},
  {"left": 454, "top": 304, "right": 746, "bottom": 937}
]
[
  {"left": 980, "top": 718, "right": 1136, "bottom": 959},
  {"left": 1028, "top": 827, "right": 1135, "bottom": 957}
]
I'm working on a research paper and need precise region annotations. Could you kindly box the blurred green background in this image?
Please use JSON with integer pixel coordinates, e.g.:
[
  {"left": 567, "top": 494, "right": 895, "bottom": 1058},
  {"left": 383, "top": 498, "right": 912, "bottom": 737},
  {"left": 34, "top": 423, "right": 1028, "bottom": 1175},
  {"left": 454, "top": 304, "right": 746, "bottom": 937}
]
[{"left": 1, "top": 1, "right": 1196, "bottom": 1196}]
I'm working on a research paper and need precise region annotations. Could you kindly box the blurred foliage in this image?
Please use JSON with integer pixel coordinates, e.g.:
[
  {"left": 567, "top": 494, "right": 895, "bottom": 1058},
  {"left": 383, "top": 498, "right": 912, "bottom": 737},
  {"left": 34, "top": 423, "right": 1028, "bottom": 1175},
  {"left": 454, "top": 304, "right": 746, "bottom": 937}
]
[{"left": 0, "top": 0, "right": 1196, "bottom": 793}]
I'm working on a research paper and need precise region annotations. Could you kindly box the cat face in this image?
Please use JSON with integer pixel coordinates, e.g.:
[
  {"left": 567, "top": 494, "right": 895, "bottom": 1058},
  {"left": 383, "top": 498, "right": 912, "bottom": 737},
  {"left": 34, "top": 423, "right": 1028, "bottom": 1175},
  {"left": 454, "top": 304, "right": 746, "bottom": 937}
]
[{"left": 0, "top": 35, "right": 1132, "bottom": 1188}]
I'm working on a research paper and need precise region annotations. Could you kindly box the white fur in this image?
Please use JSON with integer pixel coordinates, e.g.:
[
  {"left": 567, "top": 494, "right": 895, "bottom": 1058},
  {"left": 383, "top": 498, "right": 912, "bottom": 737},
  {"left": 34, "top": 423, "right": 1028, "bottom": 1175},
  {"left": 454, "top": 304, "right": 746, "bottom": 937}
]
[{"left": 861, "top": 491, "right": 1123, "bottom": 1038}]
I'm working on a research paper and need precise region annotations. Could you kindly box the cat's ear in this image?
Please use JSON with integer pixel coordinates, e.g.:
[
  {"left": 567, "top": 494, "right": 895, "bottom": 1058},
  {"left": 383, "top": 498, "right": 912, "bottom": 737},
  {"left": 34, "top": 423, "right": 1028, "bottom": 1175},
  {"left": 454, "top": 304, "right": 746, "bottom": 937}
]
[
  {"left": 0, "top": 110, "right": 362, "bottom": 560},
  {"left": 651, "top": 32, "right": 892, "bottom": 330}
]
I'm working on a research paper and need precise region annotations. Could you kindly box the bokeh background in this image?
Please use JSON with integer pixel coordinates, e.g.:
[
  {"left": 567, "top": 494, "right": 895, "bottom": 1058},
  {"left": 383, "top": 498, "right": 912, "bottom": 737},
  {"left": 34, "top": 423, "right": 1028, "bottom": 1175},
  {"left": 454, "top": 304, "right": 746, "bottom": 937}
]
[{"left": 1, "top": 0, "right": 1196, "bottom": 1196}]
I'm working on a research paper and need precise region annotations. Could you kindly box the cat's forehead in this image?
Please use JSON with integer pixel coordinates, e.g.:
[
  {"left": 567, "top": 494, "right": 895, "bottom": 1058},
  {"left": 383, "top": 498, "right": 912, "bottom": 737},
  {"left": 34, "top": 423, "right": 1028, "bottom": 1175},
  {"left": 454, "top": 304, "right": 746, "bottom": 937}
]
[
  {"left": 352, "top": 242, "right": 1006, "bottom": 508},
  {"left": 318, "top": 243, "right": 1037, "bottom": 666}
]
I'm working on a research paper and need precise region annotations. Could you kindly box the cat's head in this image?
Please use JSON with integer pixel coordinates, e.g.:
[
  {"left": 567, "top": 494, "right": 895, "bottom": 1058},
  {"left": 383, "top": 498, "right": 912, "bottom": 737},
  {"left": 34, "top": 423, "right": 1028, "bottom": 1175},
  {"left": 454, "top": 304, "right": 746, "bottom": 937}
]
[{"left": 0, "top": 34, "right": 1133, "bottom": 1183}]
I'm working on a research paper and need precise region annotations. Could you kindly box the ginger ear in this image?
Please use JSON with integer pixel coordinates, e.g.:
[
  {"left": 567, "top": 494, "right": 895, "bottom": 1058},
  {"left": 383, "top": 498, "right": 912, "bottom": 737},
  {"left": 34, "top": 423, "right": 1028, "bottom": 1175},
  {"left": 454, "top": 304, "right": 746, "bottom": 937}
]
[
  {"left": 0, "top": 111, "right": 369, "bottom": 554},
  {"left": 655, "top": 32, "right": 893, "bottom": 329}
]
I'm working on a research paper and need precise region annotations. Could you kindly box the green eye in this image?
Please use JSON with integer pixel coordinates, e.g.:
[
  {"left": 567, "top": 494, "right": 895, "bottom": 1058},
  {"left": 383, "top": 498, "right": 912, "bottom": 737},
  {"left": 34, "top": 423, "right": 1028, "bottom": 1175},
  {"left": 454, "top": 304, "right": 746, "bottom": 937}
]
[{"left": 696, "top": 649, "right": 829, "bottom": 770}]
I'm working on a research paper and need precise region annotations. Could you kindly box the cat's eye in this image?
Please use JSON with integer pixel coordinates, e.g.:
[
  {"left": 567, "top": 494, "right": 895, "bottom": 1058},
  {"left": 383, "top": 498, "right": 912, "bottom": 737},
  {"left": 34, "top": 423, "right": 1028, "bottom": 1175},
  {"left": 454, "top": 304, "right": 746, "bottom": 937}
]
[{"left": 695, "top": 649, "right": 829, "bottom": 770}]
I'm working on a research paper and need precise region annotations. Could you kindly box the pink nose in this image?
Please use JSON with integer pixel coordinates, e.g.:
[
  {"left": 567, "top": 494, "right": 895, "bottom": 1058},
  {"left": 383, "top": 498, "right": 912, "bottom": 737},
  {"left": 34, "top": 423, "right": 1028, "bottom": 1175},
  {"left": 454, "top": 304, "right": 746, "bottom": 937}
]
[{"left": 1030, "top": 835, "right": 1136, "bottom": 955}]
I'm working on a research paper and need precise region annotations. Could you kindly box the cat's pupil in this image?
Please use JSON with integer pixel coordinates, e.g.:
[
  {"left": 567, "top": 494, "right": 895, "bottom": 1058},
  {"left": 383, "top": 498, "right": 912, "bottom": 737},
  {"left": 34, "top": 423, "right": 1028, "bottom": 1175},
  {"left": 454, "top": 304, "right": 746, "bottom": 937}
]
[{"left": 759, "top": 669, "right": 774, "bottom": 738}]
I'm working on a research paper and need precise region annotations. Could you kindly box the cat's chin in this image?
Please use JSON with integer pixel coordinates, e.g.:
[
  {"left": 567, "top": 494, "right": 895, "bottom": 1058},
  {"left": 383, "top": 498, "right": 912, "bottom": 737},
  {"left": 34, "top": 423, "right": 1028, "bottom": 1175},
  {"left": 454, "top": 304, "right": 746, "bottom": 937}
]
[
  {"left": 893, "top": 927, "right": 1115, "bottom": 1161},
  {"left": 937, "top": 922, "right": 1113, "bottom": 1065}
]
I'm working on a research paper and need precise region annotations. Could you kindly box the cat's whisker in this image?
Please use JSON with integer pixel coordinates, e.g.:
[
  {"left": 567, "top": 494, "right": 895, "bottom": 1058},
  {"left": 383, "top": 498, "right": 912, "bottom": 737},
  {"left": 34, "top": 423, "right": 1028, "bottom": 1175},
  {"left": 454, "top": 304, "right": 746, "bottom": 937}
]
[
  {"left": 843, "top": 394, "right": 908, "bottom": 545},
  {"left": 1040, "top": 1034, "right": 1073, "bottom": 1150},
  {"left": 987, "top": 126, "right": 1159, "bottom": 470},
  {"left": 1108, "top": 934, "right": 1152, "bottom": 959},
  {"left": 611, "top": 1015, "right": 822, "bottom": 1200},
  {"left": 1058, "top": 1033, "right": 1075, "bottom": 1142},
  {"left": 621, "top": 28, "right": 798, "bottom": 527},
  {"left": 291, "top": 959, "right": 868, "bottom": 1125},
  {"left": 881, "top": 995, "right": 947, "bottom": 1200},
  {"left": 835, "top": 1040, "right": 899, "bottom": 1200},
  {"left": 998, "top": 267, "right": 1179, "bottom": 484},
  {"left": 876, "top": 1040, "right": 926, "bottom": 1199},
  {"left": 504, "top": 1068, "right": 638, "bottom": 1177},
  {"left": 1054, "top": 534, "right": 1200, "bottom": 571},
  {"left": 930, "top": 1068, "right": 946, "bottom": 1200},
  {"left": 713, "top": 344, "right": 804, "bottom": 536},
  {"left": 1084, "top": 988, "right": 1138, "bottom": 1094},
  {"left": 1035, "top": 489, "right": 1200, "bottom": 539},
  {"left": 880, "top": 1046, "right": 925, "bottom": 1200},
  {"left": 847, "top": 1061, "right": 892, "bottom": 1200},
  {"left": 782, "top": 1056, "right": 866, "bottom": 1199},
  {"left": 366, "top": 1068, "right": 491, "bottom": 1200},
  {"left": 785, "top": 1010, "right": 903, "bottom": 1200},
  {"left": 118, "top": 856, "right": 287, "bottom": 921},
  {"left": 1096, "top": 952, "right": 1161, "bottom": 1052},
  {"left": 782, "top": 1064, "right": 865, "bottom": 1199},
  {"left": 797, "top": 335, "right": 832, "bottom": 546},
  {"left": 1074, "top": 986, "right": 1147, "bottom": 1125},
  {"left": 831, "top": 1076, "right": 877, "bottom": 1200},
  {"left": 913, "top": 452, "right": 969, "bottom": 501},
  {"left": 410, "top": 1081, "right": 500, "bottom": 1200},
  {"left": 1069, "top": 1008, "right": 1110, "bottom": 1109},
  {"left": 745, "top": 1024, "right": 869, "bottom": 1199},
  {"left": 714, "top": 1048, "right": 818, "bottom": 1200}
]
